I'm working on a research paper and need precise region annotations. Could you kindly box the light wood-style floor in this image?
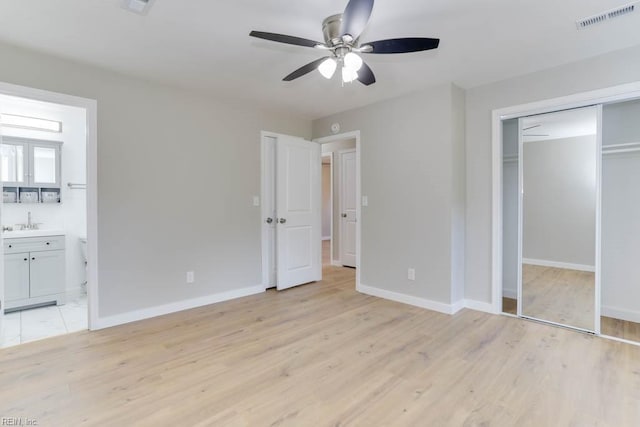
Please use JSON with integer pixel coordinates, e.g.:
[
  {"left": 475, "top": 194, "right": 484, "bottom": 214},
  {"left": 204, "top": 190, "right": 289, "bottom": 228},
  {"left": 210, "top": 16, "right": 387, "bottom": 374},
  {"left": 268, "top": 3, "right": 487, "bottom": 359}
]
[
  {"left": 322, "top": 239, "right": 331, "bottom": 265},
  {"left": 505, "top": 265, "right": 640, "bottom": 342},
  {"left": 2, "top": 266, "right": 640, "bottom": 426},
  {"left": 522, "top": 264, "right": 595, "bottom": 330}
]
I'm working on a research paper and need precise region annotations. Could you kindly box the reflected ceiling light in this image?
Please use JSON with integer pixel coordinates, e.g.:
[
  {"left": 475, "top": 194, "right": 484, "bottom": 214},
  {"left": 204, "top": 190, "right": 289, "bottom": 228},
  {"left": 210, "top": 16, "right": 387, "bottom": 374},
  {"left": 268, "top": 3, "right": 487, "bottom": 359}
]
[
  {"left": 0, "top": 114, "right": 62, "bottom": 133},
  {"left": 318, "top": 58, "right": 337, "bottom": 79},
  {"left": 122, "top": 0, "right": 154, "bottom": 15}
]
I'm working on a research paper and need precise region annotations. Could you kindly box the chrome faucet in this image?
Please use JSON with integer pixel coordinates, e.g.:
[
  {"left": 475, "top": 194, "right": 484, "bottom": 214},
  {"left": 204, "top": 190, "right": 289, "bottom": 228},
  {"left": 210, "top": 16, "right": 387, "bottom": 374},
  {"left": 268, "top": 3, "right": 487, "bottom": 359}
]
[{"left": 17, "top": 212, "right": 40, "bottom": 230}]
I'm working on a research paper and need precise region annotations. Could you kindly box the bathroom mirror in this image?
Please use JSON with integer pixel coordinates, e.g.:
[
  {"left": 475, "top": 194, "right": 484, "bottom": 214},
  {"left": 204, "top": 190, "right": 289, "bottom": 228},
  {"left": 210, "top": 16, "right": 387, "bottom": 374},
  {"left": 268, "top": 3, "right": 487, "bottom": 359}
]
[
  {"left": 519, "top": 106, "right": 599, "bottom": 331},
  {"left": 32, "top": 145, "right": 57, "bottom": 184},
  {"left": 1, "top": 143, "right": 25, "bottom": 184}
]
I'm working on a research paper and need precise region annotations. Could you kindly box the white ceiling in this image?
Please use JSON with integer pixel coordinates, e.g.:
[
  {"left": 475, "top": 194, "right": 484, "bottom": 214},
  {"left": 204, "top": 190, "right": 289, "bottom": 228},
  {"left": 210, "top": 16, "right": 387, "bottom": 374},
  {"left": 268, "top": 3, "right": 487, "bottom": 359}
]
[
  {"left": 522, "top": 107, "right": 598, "bottom": 142},
  {"left": 0, "top": 0, "right": 639, "bottom": 119}
]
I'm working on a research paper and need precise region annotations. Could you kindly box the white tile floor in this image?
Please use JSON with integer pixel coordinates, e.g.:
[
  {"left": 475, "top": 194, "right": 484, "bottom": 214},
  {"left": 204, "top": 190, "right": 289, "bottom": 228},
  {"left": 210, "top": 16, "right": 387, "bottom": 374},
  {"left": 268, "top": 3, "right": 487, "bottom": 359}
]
[{"left": 0, "top": 294, "right": 87, "bottom": 348}]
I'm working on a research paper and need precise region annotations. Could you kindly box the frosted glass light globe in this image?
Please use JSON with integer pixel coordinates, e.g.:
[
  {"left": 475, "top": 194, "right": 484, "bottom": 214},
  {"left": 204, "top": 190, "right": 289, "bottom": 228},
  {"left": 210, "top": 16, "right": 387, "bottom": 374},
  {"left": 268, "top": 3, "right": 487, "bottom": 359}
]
[
  {"left": 318, "top": 58, "right": 337, "bottom": 79},
  {"left": 342, "top": 66, "right": 358, "bottom": 83},
  {"left": 344, "top": 52, "right": 363, "bottom": 71}
]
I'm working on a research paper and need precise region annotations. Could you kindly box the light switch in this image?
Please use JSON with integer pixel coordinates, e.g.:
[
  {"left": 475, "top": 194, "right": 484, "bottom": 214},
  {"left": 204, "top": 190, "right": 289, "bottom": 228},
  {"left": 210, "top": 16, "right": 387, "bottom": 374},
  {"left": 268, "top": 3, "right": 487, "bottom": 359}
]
[
  {"left": 253, "top": 196, "right": 260, "bottom": 207},
  {"left": 362, "top": 196, "right": 369, "bottom": 207}
]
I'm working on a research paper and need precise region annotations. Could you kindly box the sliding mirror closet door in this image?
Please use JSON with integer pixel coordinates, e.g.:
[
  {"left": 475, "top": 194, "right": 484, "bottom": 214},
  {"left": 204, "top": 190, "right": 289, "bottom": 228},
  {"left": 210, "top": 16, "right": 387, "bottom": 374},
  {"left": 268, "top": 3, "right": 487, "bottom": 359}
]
[
  {"left": 502, "top": 119, "right": 519, "bottom": 315},
  {"left": 601, "top": 99, "right": 640, "bottom": 343},
  {"left": 519, "top": 106, "right": 600, "bottom": 332}
]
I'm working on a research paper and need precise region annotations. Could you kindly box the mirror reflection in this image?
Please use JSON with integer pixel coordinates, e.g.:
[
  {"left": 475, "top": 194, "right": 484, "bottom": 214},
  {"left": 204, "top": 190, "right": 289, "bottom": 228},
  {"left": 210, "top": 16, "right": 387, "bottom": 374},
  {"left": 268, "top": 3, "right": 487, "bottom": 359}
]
[
  {"left": 502, "top": 119, "right": 518, "bottom": 315},
  {"left": 520, "top": 107, "right": 598, "bottom": 331},
  {"left": 601, "top": 99, "right": 640, "bottom": 342}
]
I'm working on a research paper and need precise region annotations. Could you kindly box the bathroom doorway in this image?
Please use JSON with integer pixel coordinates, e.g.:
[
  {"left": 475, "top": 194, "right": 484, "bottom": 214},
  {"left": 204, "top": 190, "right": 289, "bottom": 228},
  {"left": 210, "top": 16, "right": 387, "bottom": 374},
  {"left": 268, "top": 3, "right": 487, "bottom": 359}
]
[{"left": 0, "top": 83, "right": 97, "bottom": 347}]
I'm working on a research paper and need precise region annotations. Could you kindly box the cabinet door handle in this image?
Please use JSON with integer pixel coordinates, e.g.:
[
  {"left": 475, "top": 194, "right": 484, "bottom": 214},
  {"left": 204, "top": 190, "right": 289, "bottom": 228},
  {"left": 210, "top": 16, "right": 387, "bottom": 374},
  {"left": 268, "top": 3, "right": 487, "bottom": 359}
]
[
  {"left": 23, "top": 258, "right": 28, "bottom": 261},
  {"left": 31, "top": 257, "right": 35, "bottom": 261},
  {"left": 8, "top": 245, "right": 12, "bottom": 248},
  {"left": 46, "top": 242, "right": 50, "bottom": 245}
]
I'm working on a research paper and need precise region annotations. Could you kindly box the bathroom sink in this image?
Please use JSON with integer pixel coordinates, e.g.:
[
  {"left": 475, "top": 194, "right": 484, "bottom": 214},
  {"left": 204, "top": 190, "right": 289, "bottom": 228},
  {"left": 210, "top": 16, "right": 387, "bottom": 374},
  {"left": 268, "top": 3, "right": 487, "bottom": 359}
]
[{"left": 2, "top": 229, "right": 66, "bottom": 238}]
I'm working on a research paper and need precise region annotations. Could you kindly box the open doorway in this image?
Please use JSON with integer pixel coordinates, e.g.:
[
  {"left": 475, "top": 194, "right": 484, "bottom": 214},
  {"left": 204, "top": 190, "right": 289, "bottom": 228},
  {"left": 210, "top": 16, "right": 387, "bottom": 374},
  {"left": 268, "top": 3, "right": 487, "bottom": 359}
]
[
  {"left": 0, "top": 86, "right": 96, "bottom": 347},
  {"left": 318, "top": 137, "right": 357, "bottom": 268},
  {"left": 321, "top": 153, "right": 332, "bottom": 266}
]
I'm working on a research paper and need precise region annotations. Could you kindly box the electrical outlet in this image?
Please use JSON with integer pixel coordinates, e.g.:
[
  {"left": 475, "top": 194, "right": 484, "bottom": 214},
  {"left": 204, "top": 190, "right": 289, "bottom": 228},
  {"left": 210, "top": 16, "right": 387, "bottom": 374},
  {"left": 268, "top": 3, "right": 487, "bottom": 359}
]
[
  {"left": 253, "top": 196, "right": 260, "bottom": 207},
  {"left": 362, "top": 196, "right": 369, "bottom": 207},
  {"left": 408, "top": 268, "right": 416, "bottom": 281},
  {"left": 186, "top": 271, "right": 195, "bottom": 284}
]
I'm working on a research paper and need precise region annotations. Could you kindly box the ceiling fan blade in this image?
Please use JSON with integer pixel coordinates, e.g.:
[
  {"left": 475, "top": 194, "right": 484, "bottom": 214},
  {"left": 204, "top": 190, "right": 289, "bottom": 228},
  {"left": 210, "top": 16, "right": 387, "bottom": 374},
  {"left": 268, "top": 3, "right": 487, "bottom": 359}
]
[
  {"left": 357, "top": 61, "right": 376, "bottom": 86},
  {"left": 341, "top": 0, "right": 375, "bottom": 40},
  {"left": 283, "top": 57, "right": 330, "bottom": 82},
  {"left": 363, "top": 37, "right": 440, "bottom": 54},
  {"left": 250, "top": 31, "right": 322, "bottom": 48}
]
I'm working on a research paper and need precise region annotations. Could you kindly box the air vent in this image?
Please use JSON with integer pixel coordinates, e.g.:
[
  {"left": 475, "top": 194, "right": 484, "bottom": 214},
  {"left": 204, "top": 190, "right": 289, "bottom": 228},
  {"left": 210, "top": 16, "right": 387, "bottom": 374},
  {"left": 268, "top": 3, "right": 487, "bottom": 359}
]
[{"left": 577, "top": 2, "right": 637, "bottom": 29}]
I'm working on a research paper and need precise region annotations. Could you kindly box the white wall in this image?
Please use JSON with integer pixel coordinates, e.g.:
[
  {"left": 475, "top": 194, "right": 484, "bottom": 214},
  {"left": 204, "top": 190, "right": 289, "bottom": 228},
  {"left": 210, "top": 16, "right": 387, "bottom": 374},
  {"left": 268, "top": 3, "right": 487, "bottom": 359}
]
[
  {"left": 321, "top": 163, "right": 331, "bottom": 240},
  {"left": 523, "top": 135, "right": 596, "bottom": 267},
  {"left": 465, "top": 44, "right": 640, "bottom": 304},
  {"left": 321, "top": 138, "right": 356, "bottom": 261},
  {"left": 0, "top": 95, "right": 87, "bottom": 294},
  {"left": 313, "top": 83, "right": 465, "bottom": 307},
  {"left": 0, "top": 41, "right": 311, "bottom": 321}
]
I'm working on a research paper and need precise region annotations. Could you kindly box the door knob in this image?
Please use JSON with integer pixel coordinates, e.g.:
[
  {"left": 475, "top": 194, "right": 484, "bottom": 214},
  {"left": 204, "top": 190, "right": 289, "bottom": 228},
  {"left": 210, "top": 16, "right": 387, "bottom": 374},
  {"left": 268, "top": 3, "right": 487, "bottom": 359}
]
[
  {"left": 266, "top": 217, "right": 273, "bottom": 224},
  {"left": 341, "top": 213, "right": 347, "bottom": 218},
  {"left": 279, "top": 218, "right": 287, "bottom": 224}
]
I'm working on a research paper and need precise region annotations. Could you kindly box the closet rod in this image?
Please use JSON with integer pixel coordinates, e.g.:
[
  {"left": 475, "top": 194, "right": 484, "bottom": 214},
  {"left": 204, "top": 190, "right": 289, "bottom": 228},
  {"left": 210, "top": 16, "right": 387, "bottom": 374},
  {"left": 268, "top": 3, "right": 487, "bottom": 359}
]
[{"left": 603, "top": 147, "right": 640, "bottom": 155}]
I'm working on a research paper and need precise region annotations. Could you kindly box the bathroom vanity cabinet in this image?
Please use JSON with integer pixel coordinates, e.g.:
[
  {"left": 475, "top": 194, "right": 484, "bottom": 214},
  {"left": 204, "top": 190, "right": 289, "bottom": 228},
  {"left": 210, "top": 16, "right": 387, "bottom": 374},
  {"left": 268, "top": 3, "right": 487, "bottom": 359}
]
[{"left": 4, "top": 234, "right": 66, "bottom": 311}]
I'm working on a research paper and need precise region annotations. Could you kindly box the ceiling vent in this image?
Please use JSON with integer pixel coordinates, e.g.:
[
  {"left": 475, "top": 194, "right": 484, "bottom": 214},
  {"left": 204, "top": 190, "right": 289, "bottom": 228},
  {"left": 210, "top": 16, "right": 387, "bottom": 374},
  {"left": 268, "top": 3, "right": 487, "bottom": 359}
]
[
  {"left": 576, "top": 2, "right": 637, "bottom": 29},
  {"left": 122, "top": 0, "right": 154, "bottom": 15}
]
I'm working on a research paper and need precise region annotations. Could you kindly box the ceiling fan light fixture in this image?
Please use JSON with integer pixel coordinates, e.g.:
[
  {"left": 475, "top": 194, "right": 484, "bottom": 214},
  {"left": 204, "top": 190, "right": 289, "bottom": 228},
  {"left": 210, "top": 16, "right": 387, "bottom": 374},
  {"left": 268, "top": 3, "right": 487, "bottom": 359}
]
[
  {"left": 342, "top": 66, "right": 358, "bottom": 83},
  {"left": 318, "top": 58, "right": 338, "bottom": 79},
  {"left": 344, "top": 52, "right": 363, "bottom": 71}
]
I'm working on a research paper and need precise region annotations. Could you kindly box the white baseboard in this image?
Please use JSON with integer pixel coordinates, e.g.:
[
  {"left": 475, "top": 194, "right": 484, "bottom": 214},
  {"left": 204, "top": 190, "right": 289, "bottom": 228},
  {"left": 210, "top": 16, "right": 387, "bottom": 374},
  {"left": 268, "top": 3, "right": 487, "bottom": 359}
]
[
  {"left": 322, "top": 236, "right": 331, "bottom": 241},
  {"left": 464, "top": 299, "right": 496, "bottom": 314},
  {"left": 356, "top": 283, "right": 498, "bottom": 316},
  {"left": 357, "top": 283, "right": 460, "bottom": 315},
  {"left": 502, "top": 289, "right": 517, "bottom": 299},
  {"left": 602, "top": 305, "right": 640, "bottom": 324},
  {"left": 331, "top": 260, "right": 342, "bottom": 267},
  {"left": 523, "top": 258, "right": 595, "bottom": 273},
  {"left": 93, "top": 285, "right": 265, "bottom": 330}
]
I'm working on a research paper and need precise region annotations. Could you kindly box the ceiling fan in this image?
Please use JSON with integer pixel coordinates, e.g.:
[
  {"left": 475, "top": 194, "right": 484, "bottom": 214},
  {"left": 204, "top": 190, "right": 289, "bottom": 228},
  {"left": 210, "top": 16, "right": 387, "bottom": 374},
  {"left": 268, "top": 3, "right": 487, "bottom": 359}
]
[{"left": 249, "top": 0, "right": 440, "bottom": 86}]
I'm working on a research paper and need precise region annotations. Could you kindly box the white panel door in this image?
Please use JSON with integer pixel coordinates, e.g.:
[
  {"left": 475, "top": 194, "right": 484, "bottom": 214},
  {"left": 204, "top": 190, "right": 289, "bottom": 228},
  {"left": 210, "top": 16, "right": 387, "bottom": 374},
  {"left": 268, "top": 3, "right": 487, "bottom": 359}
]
[
  {"left": 276, "top": 135, "right": 321, "bottom": 290},
  {"left": 339, "top": 149, "right": 357, "bottom": 267},
  {"left": 262, "top": 136, "right": 277, "bottom": 288}
]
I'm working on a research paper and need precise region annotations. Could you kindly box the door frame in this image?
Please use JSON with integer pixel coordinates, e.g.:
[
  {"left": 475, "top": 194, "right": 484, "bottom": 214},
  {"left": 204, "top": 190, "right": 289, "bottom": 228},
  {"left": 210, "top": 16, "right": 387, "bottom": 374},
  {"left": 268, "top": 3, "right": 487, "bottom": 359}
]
[
  {"left": 321, "top": 152, "right": 333, "bottom": 263},
  {"left": 0, "top": 80, "right": 99, "bottom": 331},
  {"left": 491, "top": 80, "right": 640, "bottom": 321},
  {"left": 314, "top": 131, "right": 361, "bottom": 288}
]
